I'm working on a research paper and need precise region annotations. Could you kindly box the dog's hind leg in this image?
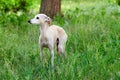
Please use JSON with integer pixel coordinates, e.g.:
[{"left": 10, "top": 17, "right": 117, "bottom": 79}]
[
  {"left": 58, "top": 44, "right": 66, "bottom": 56},
  {"left": 57, "top": 36, "right": 67, "bottom": 57},
  {"left": 57, "top": 38, "right": 66, "bottom": 56}
]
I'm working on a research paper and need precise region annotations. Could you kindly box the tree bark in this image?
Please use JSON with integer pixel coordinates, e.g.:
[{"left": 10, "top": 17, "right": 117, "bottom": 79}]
[{"left": 40, "top": 0, "right": 61, "bottom": 18}]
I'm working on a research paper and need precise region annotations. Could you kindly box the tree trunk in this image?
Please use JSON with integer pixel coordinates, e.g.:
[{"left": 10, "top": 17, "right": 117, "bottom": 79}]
[{"left": 40, "top": 0, "right": 61, "bottom": 18}]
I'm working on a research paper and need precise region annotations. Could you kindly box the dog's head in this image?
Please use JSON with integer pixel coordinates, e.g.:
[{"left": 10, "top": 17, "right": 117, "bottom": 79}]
[{"left": 28, "top": 14, "right": 51, "bottom": 25}]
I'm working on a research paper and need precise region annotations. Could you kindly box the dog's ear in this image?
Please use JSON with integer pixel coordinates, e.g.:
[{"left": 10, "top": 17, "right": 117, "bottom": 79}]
[{"left": 45, "top": 17, "right": 52, "bottom": 25}]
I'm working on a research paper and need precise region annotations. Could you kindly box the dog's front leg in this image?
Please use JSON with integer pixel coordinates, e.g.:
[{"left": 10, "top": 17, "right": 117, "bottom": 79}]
[
  {"left": 39, "top": 36, "right": 43, "bottom": 61},
  {"left": 51, "top": 49, "right": 54, "bottom": 68},
  {"left": 40, "top": 46, "right": 43, "bottom": 61},
  {"left": 48, "top": 45, "right": 54, "bottom": 68}
]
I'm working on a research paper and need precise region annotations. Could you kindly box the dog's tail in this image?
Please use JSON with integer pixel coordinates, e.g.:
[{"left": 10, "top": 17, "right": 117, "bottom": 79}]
[{"left": 56, "top": 38, "right": 59, "bottom": 52}]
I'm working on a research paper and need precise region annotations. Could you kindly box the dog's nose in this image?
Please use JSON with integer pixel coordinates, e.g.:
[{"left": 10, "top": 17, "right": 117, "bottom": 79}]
[{"left": 28, "top": 20, "right": 31, "bottom": 24}]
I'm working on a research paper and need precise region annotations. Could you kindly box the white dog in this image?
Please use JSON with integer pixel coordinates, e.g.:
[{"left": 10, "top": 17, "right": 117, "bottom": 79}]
[{"left": 28, "top": 14, "right": 67, "bottom": 67}]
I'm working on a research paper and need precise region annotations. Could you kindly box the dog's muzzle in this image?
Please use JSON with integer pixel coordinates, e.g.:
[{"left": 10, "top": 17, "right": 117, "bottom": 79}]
[{"left": 28, "top": 20, "right": 31, "bottom": 24}]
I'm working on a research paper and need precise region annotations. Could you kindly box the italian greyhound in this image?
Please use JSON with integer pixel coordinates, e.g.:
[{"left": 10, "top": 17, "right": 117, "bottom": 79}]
[{"left": 28, "top": 14, "right": 67, "bottom": 68}]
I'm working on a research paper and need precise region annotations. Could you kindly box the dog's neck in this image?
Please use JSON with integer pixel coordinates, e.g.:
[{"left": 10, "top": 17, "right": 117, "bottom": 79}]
[{"left": 40, "top": 23, "right": 49, "bottom": 36}]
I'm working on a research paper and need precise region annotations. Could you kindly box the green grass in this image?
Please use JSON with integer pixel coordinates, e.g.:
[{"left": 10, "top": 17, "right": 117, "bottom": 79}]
[{"left": 0, "top": 0, "right": 120, "bottom": 80}]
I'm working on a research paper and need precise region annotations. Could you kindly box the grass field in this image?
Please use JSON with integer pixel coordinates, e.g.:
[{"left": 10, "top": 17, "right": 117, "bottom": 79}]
[{"left": 0, "top": 0, "right": 120, "bottom": 80}]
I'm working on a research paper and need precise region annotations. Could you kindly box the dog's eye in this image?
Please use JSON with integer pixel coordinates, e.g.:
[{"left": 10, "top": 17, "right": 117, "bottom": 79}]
[{"left": 36, "top": 17, "right": 39, "bottom": 19}]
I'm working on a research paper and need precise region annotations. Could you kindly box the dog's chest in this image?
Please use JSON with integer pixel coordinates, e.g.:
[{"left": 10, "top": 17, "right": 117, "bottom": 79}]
[{"left": 40, "top": 36, "right": 49, "bottom": 47}]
